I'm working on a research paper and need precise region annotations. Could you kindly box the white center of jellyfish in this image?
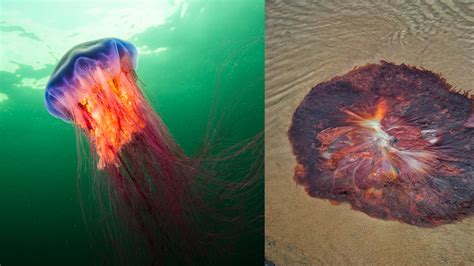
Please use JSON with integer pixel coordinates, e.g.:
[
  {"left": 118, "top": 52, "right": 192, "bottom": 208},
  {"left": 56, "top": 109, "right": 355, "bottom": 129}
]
[
  {"left": 361, "top": 119, "right": 393, "bottom": 150},
  {"left": 361, "top": 118, "right": 436, "bottom": 176}
]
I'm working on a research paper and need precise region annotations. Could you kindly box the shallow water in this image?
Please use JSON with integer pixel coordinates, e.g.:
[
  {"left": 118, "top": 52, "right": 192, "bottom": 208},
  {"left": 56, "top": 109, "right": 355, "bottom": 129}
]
[
  {"left": 265, "top": 0, "right": 473, "bottom": 264},
  {"left": 0, "top": 1, "right": 263, "bottom": 264}
]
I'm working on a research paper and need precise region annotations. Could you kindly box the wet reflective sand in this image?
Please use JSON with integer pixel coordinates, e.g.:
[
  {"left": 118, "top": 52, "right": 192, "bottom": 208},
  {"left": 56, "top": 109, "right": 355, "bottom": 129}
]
[{"left": 265, "top": 1, "right": 473, "bottom": 264}]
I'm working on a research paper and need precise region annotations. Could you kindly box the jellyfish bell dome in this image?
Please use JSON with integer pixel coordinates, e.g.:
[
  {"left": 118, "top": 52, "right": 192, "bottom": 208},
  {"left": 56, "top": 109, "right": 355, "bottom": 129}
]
[
  {"left": 288, "top": 61, "right": 473, "bottom": 227},
  {"left": 45, "top": 38, "right": 138, "bottom": 122}
]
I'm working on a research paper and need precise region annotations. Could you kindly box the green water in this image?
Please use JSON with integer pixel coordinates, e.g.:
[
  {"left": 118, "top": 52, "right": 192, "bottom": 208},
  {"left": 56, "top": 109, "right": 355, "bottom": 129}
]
[{"left": 0, "top": 1, "right": 263, "bottom": 265}]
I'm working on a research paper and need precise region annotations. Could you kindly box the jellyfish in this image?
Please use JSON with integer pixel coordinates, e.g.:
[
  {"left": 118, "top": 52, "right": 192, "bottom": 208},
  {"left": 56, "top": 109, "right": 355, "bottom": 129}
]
[
  {"left": 45, "top": 38, "right": 261, "bottom": 264},
  {"left": 288, "top": 61, "right": 474, "bottom": 227}
]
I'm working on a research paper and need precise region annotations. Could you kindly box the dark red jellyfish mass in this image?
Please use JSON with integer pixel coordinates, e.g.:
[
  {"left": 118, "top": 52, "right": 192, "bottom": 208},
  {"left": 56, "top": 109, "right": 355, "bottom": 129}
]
[{"left": 288, "top": 61, "right": 474, "bottom": 227}]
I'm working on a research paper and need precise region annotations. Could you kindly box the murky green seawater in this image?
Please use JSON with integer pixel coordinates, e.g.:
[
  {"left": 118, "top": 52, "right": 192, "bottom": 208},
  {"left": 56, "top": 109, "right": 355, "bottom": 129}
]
[{"left": 0, "top": 1, "right": 263, "bottom": 265}]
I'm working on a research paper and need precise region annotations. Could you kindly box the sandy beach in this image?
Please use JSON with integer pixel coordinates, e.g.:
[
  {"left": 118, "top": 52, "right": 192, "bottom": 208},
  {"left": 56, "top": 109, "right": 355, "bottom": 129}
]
[{"left": 265, "top": 1, "right": 474, "bottom": 264}]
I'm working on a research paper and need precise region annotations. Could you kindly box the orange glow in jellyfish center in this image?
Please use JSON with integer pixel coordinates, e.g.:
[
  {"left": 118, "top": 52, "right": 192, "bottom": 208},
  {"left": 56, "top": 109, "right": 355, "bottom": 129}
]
[
  {"left": 317, "top": 100, "right": 439, "bottom": 193},
  {"left": 72, "top": 67, "right": 145, "bottom": 169}
]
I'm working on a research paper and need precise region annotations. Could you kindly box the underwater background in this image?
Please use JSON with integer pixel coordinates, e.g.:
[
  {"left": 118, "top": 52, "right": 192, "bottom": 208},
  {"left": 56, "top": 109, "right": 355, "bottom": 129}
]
[{"left": 0, "top": 0, "right": 263, "bottom": 265}]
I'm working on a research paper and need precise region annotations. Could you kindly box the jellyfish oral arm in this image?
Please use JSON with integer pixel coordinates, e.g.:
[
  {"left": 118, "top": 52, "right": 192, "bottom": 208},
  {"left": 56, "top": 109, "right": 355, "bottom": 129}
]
[{"left": 73, "top": 70, "right": 145, "bottom": 169}]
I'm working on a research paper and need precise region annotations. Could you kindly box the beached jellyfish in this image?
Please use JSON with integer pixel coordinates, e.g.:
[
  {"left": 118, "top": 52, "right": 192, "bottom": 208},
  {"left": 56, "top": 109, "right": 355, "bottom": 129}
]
[
  {"left": 45, "top": 38, "right": 260, "bottom": 264},
  {"left": 289, "top": 61, "right": 473, "bottom": 227}
]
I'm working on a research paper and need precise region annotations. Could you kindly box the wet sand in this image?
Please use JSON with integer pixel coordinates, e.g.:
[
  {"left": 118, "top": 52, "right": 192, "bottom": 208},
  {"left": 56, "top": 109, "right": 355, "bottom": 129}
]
[{"left": 265, "top": 1, "right": 474, "bottom": 264}]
